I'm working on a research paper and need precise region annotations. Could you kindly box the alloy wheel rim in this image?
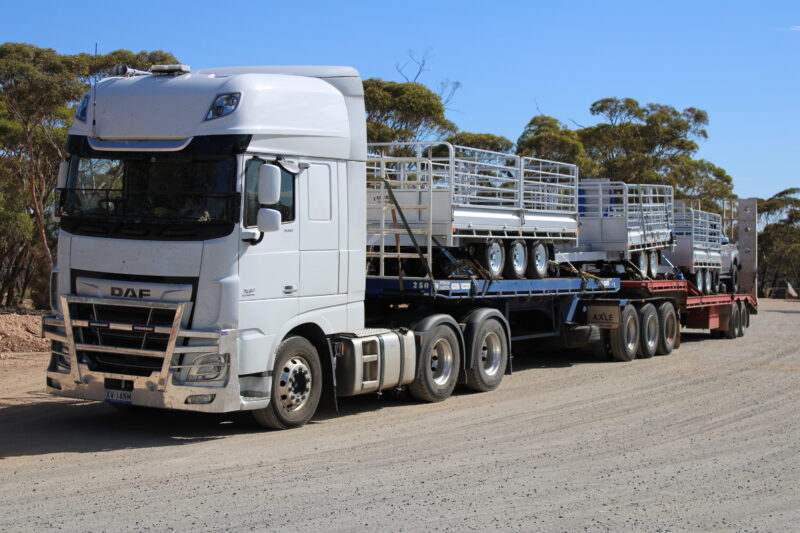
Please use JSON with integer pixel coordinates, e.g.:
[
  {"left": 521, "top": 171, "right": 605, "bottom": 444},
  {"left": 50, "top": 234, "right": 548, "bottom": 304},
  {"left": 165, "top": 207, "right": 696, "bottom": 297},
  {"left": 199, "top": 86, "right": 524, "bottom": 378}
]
[{"left": 277, "top": 356, "right": 312, "bottom": 412}]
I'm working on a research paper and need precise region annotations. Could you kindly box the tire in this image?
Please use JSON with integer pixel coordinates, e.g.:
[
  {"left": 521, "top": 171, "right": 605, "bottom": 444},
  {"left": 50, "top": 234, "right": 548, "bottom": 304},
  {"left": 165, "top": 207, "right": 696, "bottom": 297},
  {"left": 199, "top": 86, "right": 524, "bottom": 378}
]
[
  {"left": 730, "top": 265, "right": 739, "bottom": 293},
  {"left": 527, "top": 241, "right": 549, "bottom": 279},
  {"left": 252, "top": 336, "right": 322, "bottom": 430},
  {"left": 481, "top": 240, "right": 505, "bottom": 279},
  {"left": 724, "top": 304, "right": 740, "bottom": 339},
  {"left": 635, "top": 252, "right": 648, "bottom": 278},
  {"left": 465, "top": 318, "right": 508, "bottom": 392},
  {"left": 637, "top": 303, "right": 658, "bottom": 358},
  {"left": 704, "top": 269, "right": 713, "bottom": 295},
  {"left": 504, "top": 240, "right": 527, "bottom": 280},
  {"left": 655, "top": 301, "right": 677, "bottom": 355},
  {"left": 693, "top": 270, "right": 704, "bottom": 292},
  {"left": 609, "top": 304, "right": 639, "bottom": 362},
  {"left": 648, "top": 251, "right": 659, "bottom": 279},
  {"left": 409, "top": 324, "right": 461, "bottom": 402},
  {"left": 737, "top": 301, "right": 747, "bottom": 337}
]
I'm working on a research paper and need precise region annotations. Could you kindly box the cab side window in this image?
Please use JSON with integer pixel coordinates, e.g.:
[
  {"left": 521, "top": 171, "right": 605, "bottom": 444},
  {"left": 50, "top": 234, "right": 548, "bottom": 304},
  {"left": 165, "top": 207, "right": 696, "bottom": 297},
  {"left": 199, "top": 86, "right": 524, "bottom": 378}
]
[{"left": 244, "top": 159, "right": 296, "bottom": 227}]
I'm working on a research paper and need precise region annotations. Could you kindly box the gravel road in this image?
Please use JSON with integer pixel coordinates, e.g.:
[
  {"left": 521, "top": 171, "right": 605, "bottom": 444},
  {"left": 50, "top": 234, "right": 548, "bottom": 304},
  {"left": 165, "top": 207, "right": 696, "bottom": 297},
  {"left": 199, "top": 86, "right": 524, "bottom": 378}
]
[{"left": 1, "top": 299, "right": 799, "bottom": 532}]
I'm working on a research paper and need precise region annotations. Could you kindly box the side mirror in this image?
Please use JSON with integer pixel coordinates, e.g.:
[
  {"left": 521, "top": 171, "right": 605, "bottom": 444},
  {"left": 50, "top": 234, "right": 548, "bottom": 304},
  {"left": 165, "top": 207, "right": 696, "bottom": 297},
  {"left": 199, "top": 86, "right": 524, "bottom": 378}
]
[
  {"left": 258, "top": 164, "right": 281, "bottom": 205},
  {"left": 56, "top": 161, "right": 68, "bottom": 189},
  {"left": 257, "top": 208, "right": 281, "bottom": 233}
]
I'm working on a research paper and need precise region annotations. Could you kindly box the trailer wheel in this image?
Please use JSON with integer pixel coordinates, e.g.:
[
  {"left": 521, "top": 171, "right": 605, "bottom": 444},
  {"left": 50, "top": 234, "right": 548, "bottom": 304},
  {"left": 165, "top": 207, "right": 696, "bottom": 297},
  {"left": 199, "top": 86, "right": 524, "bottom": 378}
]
[
  {"left": 609, "top": 304, "right": 640, "bottom": 362},
  {"left": 527, "top": 242, "right": 549, "bottom": 279},
  {"left": 409, "top": 325, "right": 461, "bottom": 402},
  {"left": 730, "top": 265, "right": 739, "bottom": 293},
  {"left": 724, "top": 303, "right": 740, "bottom": 339},
  {"left": 465, "top": 318, "right": 508, "bottom": 392},
  {"left": 693, "top": 270, "right": 704, "bottom": 292},
  {"left": 737, "top": 301, "right": 748, "bottom": 337},
  {"left": 481, "top": 240, "right": 505, "bottom": 279},
  {"left": 635, "top": 253, "right": 648, "bottom": 278},
  {"left": 504, "top": 240, "right": 527, "bottom": 280},
  {"left": 252, "top": 336, "right": 322, "bottom": 430},
  {"left": 655, "top": 302, "right": 677, "bottom": 355},
  {"left": 648, "top": 251, "right": 660, "bottom": 279},
  {"left": 637, "top": 304, "right": 658, "bottom": 358}
]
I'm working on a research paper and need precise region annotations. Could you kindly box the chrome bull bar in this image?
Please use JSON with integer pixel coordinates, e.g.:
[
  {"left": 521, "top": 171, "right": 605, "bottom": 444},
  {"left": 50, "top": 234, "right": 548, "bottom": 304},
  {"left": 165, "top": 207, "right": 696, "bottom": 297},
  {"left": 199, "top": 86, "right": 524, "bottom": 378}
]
[{"left": 42, "top": 295, "right": 222, "bottom": 390}]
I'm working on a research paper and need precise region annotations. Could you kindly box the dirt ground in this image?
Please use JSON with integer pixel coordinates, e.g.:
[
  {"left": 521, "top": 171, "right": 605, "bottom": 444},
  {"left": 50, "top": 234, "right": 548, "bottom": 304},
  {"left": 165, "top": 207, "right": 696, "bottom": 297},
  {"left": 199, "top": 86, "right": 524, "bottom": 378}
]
[
  {"left": 0, "top": 299, "right": 798, "bottom": 531},
  {"left": 0, "top": 312, "right": 48, "bottom": 355}
]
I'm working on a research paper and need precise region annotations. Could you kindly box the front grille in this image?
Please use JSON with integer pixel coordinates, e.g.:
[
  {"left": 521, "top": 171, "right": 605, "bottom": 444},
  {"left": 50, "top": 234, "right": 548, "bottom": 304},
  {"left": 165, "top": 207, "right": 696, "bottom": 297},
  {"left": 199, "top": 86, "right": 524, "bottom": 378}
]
[{"left": 69, "top": 301, "right": 177, "bottom": 376}]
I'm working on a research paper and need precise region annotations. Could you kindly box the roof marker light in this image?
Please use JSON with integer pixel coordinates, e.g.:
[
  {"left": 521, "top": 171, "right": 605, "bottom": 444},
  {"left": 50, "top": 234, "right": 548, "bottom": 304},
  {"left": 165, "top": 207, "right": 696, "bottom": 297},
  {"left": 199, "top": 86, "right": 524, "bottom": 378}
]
[{"left": 205, "top": 93, "right": 241, "bottom": 121}]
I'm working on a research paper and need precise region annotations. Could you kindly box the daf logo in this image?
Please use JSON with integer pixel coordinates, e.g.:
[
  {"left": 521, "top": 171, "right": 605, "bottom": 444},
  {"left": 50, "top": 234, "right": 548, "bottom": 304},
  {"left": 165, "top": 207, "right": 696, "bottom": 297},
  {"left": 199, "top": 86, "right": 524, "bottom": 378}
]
[{"left": 111, "top": 287, "right": 151, "bottom": 298}]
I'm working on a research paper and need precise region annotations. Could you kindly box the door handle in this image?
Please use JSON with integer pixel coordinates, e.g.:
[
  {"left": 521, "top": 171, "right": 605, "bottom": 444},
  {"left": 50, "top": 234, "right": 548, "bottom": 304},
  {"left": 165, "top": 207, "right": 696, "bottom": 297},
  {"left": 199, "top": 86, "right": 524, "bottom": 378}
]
[{"left": 283, "top": 285, "right": 297, "bottom": 295}]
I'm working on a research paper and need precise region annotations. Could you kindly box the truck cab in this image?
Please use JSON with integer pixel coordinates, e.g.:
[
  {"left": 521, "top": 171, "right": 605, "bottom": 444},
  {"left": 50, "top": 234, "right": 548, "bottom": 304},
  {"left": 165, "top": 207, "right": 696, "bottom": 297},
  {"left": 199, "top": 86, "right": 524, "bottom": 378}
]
[{"left": 44, "top": 66, "right": 367, "bottom": 424}]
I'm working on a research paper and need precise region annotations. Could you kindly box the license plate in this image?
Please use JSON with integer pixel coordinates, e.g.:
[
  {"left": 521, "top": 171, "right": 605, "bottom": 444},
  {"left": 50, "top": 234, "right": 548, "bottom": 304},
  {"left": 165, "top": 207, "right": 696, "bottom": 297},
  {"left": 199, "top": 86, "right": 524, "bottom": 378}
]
[
  {"left": 587, "top": 304, "right": 621, "bottom": 328},
  {"left": 105, "top": 389, "right": 132, "bottom": 404}
]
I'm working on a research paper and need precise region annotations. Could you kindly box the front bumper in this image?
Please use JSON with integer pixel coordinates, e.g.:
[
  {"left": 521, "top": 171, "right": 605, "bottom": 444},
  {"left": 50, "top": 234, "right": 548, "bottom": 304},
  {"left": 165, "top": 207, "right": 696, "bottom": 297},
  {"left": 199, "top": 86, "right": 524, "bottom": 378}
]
[{"left": 42, "top": 295, "right": 246, "bottom": 413}]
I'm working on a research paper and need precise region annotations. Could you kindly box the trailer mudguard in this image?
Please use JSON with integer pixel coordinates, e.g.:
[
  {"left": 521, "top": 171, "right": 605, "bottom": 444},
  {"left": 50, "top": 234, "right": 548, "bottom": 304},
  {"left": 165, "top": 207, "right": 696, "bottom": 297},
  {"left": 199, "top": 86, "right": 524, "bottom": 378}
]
[{"left": 459, "top": 308, "right": 512, "bottom": 375}]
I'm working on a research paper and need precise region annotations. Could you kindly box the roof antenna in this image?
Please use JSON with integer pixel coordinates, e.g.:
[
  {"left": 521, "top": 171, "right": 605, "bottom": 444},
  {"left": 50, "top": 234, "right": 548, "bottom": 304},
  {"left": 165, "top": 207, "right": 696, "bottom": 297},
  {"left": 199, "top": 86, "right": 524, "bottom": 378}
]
[{"left": 91, "top": 43, "right": 98, "bottom": 138}]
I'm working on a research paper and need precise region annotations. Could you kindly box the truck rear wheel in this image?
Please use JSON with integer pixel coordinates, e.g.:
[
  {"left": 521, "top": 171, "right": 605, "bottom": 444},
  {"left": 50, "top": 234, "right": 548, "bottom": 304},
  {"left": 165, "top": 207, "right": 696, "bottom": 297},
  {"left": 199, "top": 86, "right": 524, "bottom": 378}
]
[
  {"left": 481, "top": 240, "right": 505, "bottom": 279},
  {"left": 637, "top": 303, "right": 658, "bottom": 358},
  {"left": 609, "top": 304, "right": 639, "bottom": 362},
  {"left": 252, "top": 336, "right": 322, "bottom": 430},
  {"left": 504, "top": 240, "right": 527, "bottom": 279},
  {"left": 527, "top": 242, "right": 549, "bottom": 279},
  {"left": 464, "top": 318, "right": 508, "bottom": 392},
  {"left": 409, "top": 325, "right": 461, "bottom": 402},
  {"left": 724, "top": 304, "right": 740, "bottom": 339},
  {"left": 655, "top": 301, "right": 677, "bottom": 355}
]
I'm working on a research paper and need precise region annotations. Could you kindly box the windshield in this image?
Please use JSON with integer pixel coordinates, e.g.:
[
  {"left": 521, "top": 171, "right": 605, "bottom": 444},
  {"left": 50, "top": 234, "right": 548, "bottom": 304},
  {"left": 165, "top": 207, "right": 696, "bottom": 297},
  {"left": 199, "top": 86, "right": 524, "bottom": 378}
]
[{"left": 59, "top": 154, "right": 239, "bottom": 240}]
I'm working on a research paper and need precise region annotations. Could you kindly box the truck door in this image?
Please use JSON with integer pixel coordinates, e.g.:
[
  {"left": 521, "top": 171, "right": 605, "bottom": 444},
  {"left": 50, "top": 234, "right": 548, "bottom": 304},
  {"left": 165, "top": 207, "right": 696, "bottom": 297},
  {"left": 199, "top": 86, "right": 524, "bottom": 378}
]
[
  {"left": 239, "top": 158, "right": 299, "bottom": 322},
  {"left": 299, "top": 162, "right": 339, "bottom": 299}
]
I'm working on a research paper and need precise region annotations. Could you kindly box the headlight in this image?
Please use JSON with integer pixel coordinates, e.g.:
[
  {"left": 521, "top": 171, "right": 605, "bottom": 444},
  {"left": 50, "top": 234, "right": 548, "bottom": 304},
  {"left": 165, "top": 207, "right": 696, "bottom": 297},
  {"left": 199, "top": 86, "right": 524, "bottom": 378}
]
[
  {"left": 75, "top": 95, "right": 89, "bottom": 122},
  {"left": 205, "top": 93, "right": 240, "bottom": 120},
  {"left": 187, "top": 353, "right": 228, "bottom": 382}
]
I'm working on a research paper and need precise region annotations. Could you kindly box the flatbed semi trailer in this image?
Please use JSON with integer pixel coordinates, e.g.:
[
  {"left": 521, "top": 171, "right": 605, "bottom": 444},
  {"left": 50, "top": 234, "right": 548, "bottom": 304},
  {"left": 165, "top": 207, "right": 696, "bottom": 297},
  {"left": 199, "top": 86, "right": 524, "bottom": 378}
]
[{"left": 40, "top": 64, "right": 757, "bottom": 430}]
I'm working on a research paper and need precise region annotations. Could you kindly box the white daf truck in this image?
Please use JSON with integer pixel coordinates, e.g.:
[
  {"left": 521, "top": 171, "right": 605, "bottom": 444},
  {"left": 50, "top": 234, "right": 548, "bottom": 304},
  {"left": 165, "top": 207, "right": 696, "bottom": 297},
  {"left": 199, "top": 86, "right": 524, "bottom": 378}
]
[{"left": 42, "top": 65, "right": 627, "bottom": 429}]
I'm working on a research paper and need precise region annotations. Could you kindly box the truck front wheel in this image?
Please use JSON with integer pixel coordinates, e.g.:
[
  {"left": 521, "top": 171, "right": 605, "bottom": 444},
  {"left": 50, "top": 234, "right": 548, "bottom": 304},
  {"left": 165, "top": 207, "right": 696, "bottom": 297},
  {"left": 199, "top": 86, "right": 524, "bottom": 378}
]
[
  {"left": 252, "top": 336, "right": 322, "bottom": 430},
  {"left": 409, "top": 325, "right": 461, "bottom": 402}
]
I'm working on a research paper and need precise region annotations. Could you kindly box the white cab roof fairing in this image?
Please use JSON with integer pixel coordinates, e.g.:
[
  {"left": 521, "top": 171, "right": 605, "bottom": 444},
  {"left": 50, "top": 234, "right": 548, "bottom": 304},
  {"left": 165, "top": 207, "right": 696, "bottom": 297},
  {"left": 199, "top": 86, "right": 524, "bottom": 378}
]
[
  {"left": 69, "top": 71, "right": 354, "bottom": 160},
  {"left": 196, "top": 66, "right": 366, "bottom": 161}
]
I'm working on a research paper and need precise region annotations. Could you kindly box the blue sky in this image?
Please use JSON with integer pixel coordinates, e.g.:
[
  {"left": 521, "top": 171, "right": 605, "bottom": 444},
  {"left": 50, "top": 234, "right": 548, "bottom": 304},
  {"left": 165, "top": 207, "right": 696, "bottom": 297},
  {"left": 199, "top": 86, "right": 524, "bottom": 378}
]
[{"left": 6, "top": 0, "right": 798, "bottom": 198}]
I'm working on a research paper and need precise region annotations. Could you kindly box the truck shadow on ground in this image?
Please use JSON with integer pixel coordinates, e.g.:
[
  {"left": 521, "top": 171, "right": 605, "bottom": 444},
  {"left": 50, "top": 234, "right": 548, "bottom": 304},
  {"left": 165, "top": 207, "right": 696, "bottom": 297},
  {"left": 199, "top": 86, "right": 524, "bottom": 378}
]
[
  {"left": 0, "top": 395, "right": 260, "bottom": 460},
  {"left": 1, "top": 333, "right": 716, "bottom": 459}
]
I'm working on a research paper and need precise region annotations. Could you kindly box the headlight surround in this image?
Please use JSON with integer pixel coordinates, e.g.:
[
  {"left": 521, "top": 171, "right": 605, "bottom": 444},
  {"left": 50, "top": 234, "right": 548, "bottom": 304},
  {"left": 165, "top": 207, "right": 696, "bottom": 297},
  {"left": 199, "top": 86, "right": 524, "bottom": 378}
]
[
  {"left": 187, "top": 353, "right": 229, "bottom": 382},
  {"left": 205, "top": 93, "right": 241, "bottom": 120}
]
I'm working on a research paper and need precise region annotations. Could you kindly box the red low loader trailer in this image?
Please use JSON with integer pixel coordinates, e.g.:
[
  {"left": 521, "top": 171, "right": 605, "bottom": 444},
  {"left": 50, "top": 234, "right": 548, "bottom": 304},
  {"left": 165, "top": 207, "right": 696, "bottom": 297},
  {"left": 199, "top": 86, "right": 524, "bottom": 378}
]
[{"left": 585, "top": 199, "right": 758, "bottom": 361}]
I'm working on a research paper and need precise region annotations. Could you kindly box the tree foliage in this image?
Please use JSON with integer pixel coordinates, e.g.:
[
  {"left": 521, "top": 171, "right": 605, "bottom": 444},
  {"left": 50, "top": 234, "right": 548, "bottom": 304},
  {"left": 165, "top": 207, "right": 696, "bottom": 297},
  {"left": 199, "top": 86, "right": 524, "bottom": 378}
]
[
  {"left": 516, "top": 98, "right": 733, "bottom": 205},
  {"left": 364, "top": 78, "right": 456, "bottom": 143},
  {"left": 516, "top": 115, "right": 596, "bottom": 173},
  {"left": 445, "top": 132, "right": 513, "bottom": 153},
  {"left": 0, "top": 42, "right": 177, "bottom": 307}
]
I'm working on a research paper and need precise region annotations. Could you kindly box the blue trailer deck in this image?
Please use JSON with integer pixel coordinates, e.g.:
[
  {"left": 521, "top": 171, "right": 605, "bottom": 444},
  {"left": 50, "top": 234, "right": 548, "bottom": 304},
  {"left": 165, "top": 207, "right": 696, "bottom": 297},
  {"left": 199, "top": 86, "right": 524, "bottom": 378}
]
[{"left": 366, "top": 276, "right": 620, "bottom": 299}]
